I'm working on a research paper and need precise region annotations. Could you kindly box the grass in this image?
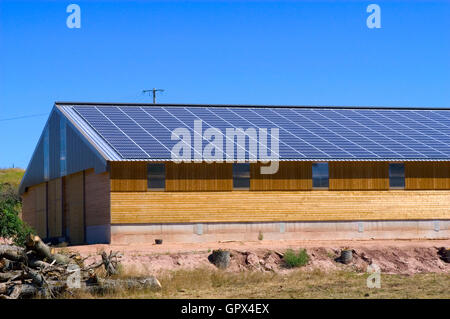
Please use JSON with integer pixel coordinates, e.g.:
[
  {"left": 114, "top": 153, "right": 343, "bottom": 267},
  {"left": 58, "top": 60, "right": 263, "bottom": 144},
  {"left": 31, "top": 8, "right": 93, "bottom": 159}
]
[
  {"left": 64, "top": 268, "right": 450, "bottom": 299},
  {"left": 283, "top": 249, "right": 310, "bottom": 268},
  {"left": 0, "top": 168, "right": 25, "bottom": 187}
]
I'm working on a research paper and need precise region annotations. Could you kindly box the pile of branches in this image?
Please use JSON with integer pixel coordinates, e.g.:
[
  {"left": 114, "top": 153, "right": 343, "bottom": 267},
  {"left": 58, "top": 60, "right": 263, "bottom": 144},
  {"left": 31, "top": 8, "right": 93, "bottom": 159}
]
[{"left": 0, "top": 235, "right": 161, "bottom": 299}]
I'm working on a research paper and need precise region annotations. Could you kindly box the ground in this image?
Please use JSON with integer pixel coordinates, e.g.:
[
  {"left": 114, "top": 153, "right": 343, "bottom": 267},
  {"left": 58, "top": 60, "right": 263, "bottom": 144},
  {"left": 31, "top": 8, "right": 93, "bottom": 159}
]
[{"left": 60, "top": 238, "right": 449, "bottom": 299}]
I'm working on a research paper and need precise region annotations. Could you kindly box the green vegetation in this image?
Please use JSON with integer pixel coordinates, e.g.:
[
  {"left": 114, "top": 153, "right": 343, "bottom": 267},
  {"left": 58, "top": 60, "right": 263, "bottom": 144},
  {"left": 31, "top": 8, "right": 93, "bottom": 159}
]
[
  {"left": 283, "top": 249, "right": 310, "bottom": 268},
  {"left": 0, "top": 168, "right": 33, "bottom": 246},
  {"left": 0, "top": 168, "right": 25, "bottom": 187},
  {"left": 258, "top": 231, "right": 263, "bottom": 241}
]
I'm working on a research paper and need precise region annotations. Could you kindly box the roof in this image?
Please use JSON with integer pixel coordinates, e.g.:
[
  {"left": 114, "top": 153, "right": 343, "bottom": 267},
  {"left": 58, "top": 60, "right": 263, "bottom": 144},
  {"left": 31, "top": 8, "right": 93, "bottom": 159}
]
[{"left": 55, "top": 102, "right": 450, "bottom": 162}]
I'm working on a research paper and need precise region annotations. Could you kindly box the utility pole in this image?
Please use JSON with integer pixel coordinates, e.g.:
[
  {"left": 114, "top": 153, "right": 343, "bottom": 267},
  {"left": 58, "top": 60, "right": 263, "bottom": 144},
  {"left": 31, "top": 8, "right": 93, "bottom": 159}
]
[{"left": 142, "top": 88, "right": 165, "bottom": 104}]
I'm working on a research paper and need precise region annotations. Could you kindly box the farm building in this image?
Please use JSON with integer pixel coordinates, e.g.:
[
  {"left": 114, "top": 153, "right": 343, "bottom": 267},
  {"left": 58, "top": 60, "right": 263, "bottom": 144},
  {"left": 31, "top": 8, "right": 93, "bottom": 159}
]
[{"left": 19, "top": 102, "right": 450, "bottom": 244}]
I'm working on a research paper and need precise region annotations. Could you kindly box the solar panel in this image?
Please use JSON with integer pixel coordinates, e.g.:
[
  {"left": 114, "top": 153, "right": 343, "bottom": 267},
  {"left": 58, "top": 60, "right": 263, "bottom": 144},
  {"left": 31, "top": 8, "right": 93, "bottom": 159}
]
[{"left": 71, "top": 105, "right": 450, "bottom": 161}]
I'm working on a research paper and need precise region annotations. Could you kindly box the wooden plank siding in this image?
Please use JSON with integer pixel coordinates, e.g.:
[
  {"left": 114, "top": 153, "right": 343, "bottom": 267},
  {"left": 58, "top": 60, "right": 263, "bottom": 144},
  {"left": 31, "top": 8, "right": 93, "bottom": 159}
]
[
  {"left": 64, "top": 172, "right": 85, "bottom": 244},
  {"left": 47, "top": 178, "right": 63, "bottom": 237},
  {"left": 405, "top": 162, "right": 450, "bottom": 190},
  {"left": 110, "top": 190, "right": 450, "bottom": 224},
  {"left": 110, "top": 162, "right": 147, "bottom": 192},
  {"left": 21, "top": 182, "right": 47, "bottom": 238},
  {"left": 166, "top": 162, "right": 233, "bottom": 191},
  {"left": 250, "top": 162, "right": 312, "bottom": 190},
  {"left": 329, "top": 162, "right": 389, "bottom": 190},
  {"left": 85, "top": 169, "right": 110, "bottom": 227}
]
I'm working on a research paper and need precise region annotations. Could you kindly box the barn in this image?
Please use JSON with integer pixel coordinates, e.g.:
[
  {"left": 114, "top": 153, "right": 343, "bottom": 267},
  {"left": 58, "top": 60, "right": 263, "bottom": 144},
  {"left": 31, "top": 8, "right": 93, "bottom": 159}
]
[{"left": 19, "top": 102, "right": 450, "bottom": 245}]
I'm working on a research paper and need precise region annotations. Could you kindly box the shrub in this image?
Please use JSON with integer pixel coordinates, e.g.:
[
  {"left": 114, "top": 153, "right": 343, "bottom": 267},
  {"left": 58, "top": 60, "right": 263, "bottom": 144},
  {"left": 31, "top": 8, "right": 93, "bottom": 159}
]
[
  {"left": 0, "top": 183, "right": 34, "bottom": 246},
  {"left": 258, "top": 231, "right": 263, "bottom": 241},
  {"left": 283, "top": 249, "right": 310, "bottom": 268}
]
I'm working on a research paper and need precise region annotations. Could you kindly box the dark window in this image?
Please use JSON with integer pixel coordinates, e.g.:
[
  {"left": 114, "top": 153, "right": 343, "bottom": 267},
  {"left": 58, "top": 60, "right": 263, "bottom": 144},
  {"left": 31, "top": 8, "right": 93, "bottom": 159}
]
[
  {"left": 389, "top": 163, "right": 405, "bottom": 189},
  {"left": 233, "top": 163, "right": 250, "bottom": 190},
  {"left": 312, "top": 162, "right": 329, "bottom": 189},
  {"left": 148, "top": 163, "right": 165, "bottom": 190}
]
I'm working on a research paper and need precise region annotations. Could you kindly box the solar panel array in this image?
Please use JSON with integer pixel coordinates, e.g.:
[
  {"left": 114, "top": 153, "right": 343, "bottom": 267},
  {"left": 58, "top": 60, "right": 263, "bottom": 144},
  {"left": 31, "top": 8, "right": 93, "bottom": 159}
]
[{"left": 72, "top": 105, "right": 450, "bottom": 161}]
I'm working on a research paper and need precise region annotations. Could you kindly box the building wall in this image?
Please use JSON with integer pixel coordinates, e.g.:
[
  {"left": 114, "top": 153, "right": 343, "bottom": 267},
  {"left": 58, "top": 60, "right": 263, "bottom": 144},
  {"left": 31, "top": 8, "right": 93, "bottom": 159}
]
[
  {"left": 85, "top": 169, "right": 111, "bottom": 244},
  {"left": 47, "top": 178, "right": 63, "bottom": 238},
  {"left": 166, "top": 162, "right": 233, "bottom": 191},
  {"left": 110, "top": 161, "right": 314, "bottom": 192},
  {"left": 110, "top": 162, "right": 147, "bottom": 192},
  {"left": 110, "top": 190, "right": 450, "bottom": 224},
  {"left": 250, "top": 162, "right": 312, "bottom": 190},
  {"left": 19, "top": 108, "right": 108, "bottom": 195},
  {"left": 22, "top": 182, "right": 47, "bottom": 238},
  {"left": 22, "top": 169, "right": 111, "bottom": 244},
  {"left": 23, "top": 160, "right": 450, "bottom": 244},
  {"left": 111, "top": 161, "right": 450, "bottom": 192},
  {"left": 64, "top": 169, "right": 111, "bottom": 244},
  {"left": 111, "top": 220, "right": 450, "bottom": 244},
  {"left": 64, "top": 172, "right": 84, "bottom": 245},
  {"left": 329, "top": 161, "right": 389, "bottom": 190},
  {"left": 405, "top": 162, "right": 450, "bottom": 189}
]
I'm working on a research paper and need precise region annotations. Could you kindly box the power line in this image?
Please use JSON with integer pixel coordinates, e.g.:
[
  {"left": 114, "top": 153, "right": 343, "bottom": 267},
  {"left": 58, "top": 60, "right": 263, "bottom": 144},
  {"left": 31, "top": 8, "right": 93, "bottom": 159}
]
[{"left": 0, "top": 113, "right": 49, "bottom": 122}]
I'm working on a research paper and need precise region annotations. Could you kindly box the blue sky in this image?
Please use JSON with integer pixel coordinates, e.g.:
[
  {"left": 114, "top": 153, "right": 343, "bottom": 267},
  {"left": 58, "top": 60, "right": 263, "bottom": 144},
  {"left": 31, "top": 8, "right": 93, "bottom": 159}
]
[{"left": 0, "top": 0, "right": 449, "bottom": 168}]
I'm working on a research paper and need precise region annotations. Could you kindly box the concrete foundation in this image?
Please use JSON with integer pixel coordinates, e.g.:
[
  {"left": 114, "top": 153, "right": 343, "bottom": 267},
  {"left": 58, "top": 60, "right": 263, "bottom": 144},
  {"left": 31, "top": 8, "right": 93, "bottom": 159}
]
[
  {"left": 86, "top": 224, "right": 110, "bottom": 244},
  {"left": 110, "top": 220, "right": 450, "bottom": 244}
]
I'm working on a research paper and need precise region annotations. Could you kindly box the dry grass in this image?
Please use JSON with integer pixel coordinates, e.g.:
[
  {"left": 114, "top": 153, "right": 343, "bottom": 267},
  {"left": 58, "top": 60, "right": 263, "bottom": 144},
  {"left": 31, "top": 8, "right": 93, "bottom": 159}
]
[
  {"left": 0, "top": 168, "right": 25, "bottom": 188},
  {"left": 64, "top": 268, "right": 450, "bottom": 299}
]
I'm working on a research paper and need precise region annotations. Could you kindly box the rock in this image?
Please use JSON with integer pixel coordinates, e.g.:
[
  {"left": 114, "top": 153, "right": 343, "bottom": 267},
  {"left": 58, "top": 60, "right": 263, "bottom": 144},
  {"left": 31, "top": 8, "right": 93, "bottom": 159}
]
[
  {"left": 246, "top": 253, "right": 260, "bottom": 267},
  {"left": 208, "top": 249, "right": 230, "bottom": 269},
  {"left": 264, "top": 263, "right": 274, "bottom": 271}
]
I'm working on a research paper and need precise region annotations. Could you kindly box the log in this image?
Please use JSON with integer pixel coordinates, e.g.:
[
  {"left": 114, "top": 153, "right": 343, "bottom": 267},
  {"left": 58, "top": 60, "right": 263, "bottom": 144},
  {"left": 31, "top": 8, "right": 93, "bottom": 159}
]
[
  {"left": 26, "top": 235, "right": 71, "bottom": 265},
  {"left": 8, "top": 284, "right": 38, "bottom": 299},
  {"left": 0, "top": 245, "right": 26, "bottom": 262},
  {"left": 101, "top": 251, "right": 120, "bottom": 276},
  {"left": 28, "top": 259, "right": 52, "bottom": 269},
  {"left": 23, "top": 266, "right": 45, "bottom": 287},
  {"left": 0, "top": 271, "right": 23, "bottom": 282},
  {"left": 0, "top": 240, "right": 145, "bottom": 298},
  {"left": 0, "top": 258, "right": 23, "bottom": 271},
  {"left": 0, "top": 281, "right": 21, "bottom": 294}
]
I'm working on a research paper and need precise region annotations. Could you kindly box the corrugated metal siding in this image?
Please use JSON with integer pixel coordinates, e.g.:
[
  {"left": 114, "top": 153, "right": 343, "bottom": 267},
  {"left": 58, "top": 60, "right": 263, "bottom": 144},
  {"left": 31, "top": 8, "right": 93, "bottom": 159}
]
[
  {"left": 49, "top": 112, "right": 61, "bottom": 180},
  {"left": 22, "top": 135, "right": 45, "bottom": 189},
  {"left": 66, "top": 124, "right": 106, "bottom": 176},
  {"left": 19, "top": 108, "right": 108, "bottom": 194}
]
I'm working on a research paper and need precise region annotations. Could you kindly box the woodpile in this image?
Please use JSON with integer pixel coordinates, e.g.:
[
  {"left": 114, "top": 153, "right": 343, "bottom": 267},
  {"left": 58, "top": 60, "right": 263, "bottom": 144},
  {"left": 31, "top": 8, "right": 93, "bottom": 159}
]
[{"left": 0, "top": 235, "right": 161, "bottom": 299}]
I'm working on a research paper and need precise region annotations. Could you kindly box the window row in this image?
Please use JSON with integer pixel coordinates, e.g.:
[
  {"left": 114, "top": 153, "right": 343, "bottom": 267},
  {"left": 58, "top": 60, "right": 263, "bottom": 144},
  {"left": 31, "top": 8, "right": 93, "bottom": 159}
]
[{"left": 147, "top": 162, "right": 406, "bottom": 191}]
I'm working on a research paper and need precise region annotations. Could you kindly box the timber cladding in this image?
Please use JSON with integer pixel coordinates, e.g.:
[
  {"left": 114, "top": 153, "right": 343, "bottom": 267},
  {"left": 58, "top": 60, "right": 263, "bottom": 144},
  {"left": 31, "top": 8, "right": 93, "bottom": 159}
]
[
  {"left": 64, "top": 172, "right": 84, "bottom": 244},
  {"left": 329, "top": 162, "right": 389, "bottom": 190},
  {"left": 110, "top": 162, "right": 147, "bottom": 192},
  {"left": 47, "top": 178, "right": 63, "bottom": 238},
  {"left": 85, "top": 169, "right": 110, "bottom": 227},
  {"left": 250, "top": 162, "right": 312, "bottom": 190},
  {"left": 405, "top": 162, "right": 450, "bottom": 190},
  {"left": 110, "top": 190, "right": 450, "bottom": 224},
  {"left": 166, "top": 162, "right": 232, "bottom": 191},
  {"left": 110, "top": 161, "right": 313, "bottom": 192},
  {"left": 109, "top": 161, "right": 450, "bottom": 192},
  {"left": 21, "top": 182, "right": 47, "bottom": 238}
]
